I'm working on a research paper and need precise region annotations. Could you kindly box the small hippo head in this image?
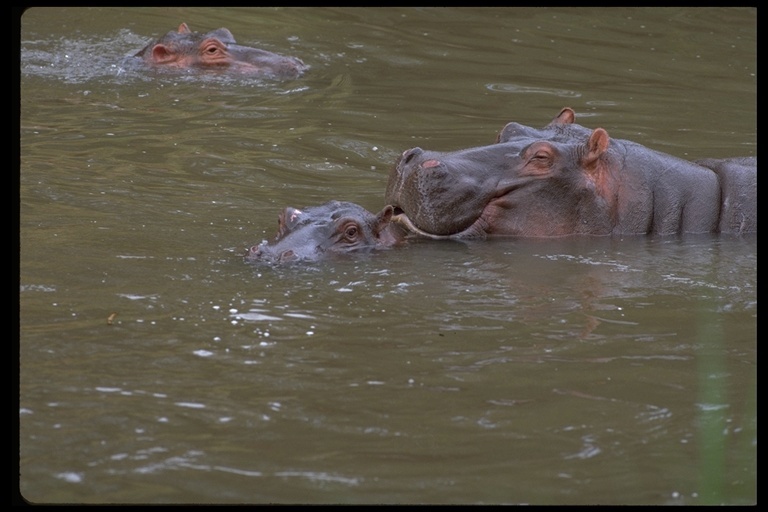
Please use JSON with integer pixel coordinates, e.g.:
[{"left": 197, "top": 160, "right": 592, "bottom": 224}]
[
  {"left": 135, "top": 23, "right": 307, "bottom": 78},
  {"left": 245, "top": 201, "right": 404, "bottom": 264}
]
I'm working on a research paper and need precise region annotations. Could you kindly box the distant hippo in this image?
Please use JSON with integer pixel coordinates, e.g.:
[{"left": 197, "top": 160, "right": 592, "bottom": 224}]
[
  {"left": 134, "top": 23, "right": 306, "bottom": 78},
  {"left": 385, "top": 108, "right": 756, "bottom": 239},
  {"left": 246, "top": 201, "right": 406, "bottom": 264}
]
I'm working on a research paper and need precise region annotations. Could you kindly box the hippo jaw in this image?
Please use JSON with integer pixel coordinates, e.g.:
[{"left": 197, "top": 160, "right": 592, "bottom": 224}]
[
  {"left": 385, "top": 142, "right": 542, "bottom": 239},
  {"left": 391, "top": 209, "right": 488, "bottom": 240},
  {"left": 220, "top": 45, "right": 307, "bottom": 77},
  {"left": 245, "top": 240, "right": 310, "bottom": 264},
  {"left": 385, "top": 147, "right": 510, "bottom": 239}
]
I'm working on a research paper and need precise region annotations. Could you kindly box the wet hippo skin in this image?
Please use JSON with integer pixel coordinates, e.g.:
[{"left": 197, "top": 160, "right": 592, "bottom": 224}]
[
  {"left": 134, "top": 23, "right": 307, "bottom": 78},
  {"left": 385, "top": 108, "right": 756, "bottom": 239},
  {"left": 246, "top": 201, "right": 407, "bottom": 264}
]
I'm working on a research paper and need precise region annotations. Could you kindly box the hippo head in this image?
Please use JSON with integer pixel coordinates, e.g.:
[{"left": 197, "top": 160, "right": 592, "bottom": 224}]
[
  {"left": 385, "top": 121, "right": 617, "bottom": 239},
  {"left": 384, "top": 107, "right": 596, "bottom": 239},
  {"left": 246, "top": 201, "right": 404, "bottom": 264},
  {"left": 135, "top": 23, "right": 307, "bottom": 78}
]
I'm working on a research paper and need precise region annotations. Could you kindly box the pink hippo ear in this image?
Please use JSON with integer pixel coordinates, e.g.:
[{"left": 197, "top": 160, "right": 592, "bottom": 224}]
[
  {"left": 374, "top": 205, "right": 394, "bottom": 234},
  {"left": 583, "top": 128, "right": 610, "bottom": 171},
  {"left": 581, "top": 128, "right": 614, "bottom": 199},
  {"left": 177, "top": 23, "right": 191, "bottom": 33},
  {"left": 150, "top": 44, "right": 176, "bottom": 64}
]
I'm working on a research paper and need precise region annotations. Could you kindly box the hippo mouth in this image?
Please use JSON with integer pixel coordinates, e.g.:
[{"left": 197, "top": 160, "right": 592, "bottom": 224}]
[
  {"left": 391, "top": 209, "right": 452, "bottom": 239},
  {"left": 391, "top": 207, "right": 485, "bottom": 240},
  {"left": 385, "top": 147, "right": 496, "bottom": 240}
]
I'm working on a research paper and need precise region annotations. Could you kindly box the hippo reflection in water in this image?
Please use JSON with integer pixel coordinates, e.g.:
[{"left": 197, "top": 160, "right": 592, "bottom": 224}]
[
  {"left": 135, "top": 23, "right": 307, "bottom": 78},
  {"left": 246, "top": 201, "right": 407, "bottom": 264},
  {"left": 386, "top": 107, "right": 756, "bottom": 239}
]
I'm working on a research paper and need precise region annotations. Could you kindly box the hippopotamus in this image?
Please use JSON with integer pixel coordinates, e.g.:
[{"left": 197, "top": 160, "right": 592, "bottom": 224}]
[
  {"left": 245, "top": 201, "right": 406, "bottom": 264},
  {"left": 134, "top": 23, "right": 306, "bottom": 78},
  {"left": 385, "top": 108, "right": 756, "bottom": 239}
]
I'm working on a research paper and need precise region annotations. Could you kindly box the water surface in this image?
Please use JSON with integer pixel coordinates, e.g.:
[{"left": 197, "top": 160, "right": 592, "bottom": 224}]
[{"left": 19, "top": 7, "right": 756, "bottom": 505}]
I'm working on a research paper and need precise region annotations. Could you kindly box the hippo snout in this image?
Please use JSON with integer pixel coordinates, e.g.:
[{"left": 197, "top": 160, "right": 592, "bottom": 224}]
[
  {"left": 396, "top": 147, "right": 446, "bottom": 175},
  {"left": 245, "top": 243, "right": 265, "bottom": 261},
  {"left": 245, "top": 242, "right": 298, "bottom": 264},
  {"left": 389, "top": 147, "right": 428, "bottom": 197},
  {"left": 400, "top": 147, "right": 424, "bottom": 165}
]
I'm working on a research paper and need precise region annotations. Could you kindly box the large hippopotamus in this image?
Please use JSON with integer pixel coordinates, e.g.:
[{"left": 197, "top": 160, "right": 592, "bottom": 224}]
[
  {"left": 385, "top": 108, "right": 756, "bottom": 239},
  {"left": 134, "top": 23, "right": 307, "bottom": 78},
  {"left": 246, "top": 201, "right": 406, "bottom": 264}
]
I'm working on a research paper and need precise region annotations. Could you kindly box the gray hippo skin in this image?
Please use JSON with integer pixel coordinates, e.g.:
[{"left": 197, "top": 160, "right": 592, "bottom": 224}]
[
  {"left": 135, "top": 23, "right": 306, "bottom": 78},
  {"left": 693, "top": 157, "right": 756, "bottom": 235},
  {"left": 246, "top": 201, "right": 406, "bottom": 264},
  {"left": 385, "top": 108, "right": 756, "bottom": 239}
]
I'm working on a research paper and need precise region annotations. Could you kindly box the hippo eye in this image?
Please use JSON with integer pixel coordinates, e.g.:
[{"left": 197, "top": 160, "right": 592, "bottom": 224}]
[
  {"left": 523, "top": 142, "right": 554, "bottom": 163},
  {"left": 202, "top": 43, "right": 223, "bottom": 55},
  {"left": 344, "top": 225, "right": 359, "bottom": 240}
]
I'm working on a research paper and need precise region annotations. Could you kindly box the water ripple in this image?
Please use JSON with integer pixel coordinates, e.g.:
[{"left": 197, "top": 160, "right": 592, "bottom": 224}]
[{"left": 485, "top": 83, "right": 582, "bottom": 98}]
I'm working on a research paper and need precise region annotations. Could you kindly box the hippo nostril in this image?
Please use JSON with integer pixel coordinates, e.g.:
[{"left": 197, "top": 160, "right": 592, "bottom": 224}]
[
  {"left": 402, "top": 147, "right": 423, "bottom": 165},
  {"left": 245, "top": 244, "right": 265, "bottom": 262},
  {"left": 279, "top": 250, "right": 296, "bottom": 262}
]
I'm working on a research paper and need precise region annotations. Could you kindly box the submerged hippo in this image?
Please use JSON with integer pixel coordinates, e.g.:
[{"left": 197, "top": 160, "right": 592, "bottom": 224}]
[
  {"left": 385, "top": 108, "right": 756, "bottom": 239},
  {"left": 134, "top": 23, "right": 306, "bottom": 78},
  {"left": 246, "top": 201, "right": 406, "bottom": 264}
]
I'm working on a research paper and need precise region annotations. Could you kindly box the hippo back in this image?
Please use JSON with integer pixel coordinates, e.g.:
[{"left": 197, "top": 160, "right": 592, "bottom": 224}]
[{"left": 696, "top": 157, "right": 757, "bottom": 235}]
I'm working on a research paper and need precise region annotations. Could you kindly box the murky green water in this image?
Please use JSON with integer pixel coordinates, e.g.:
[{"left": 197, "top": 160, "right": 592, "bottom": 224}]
[{"left": 19, "top": 7, "right": 755, "bottom": 505}]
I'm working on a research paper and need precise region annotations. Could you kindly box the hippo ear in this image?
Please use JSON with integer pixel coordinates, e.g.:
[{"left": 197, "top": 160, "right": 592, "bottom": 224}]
[
  {"left": 496, "top": 122, "right": 531, "bottom": 144},
  {"left": 208, "top": 28, "right": 237, "bottom": 45},
  {"left": 582, "top": 128, "right": 610, "bottom": 171},
  {"left": 495, "top": 123, "right": 514, "bottom": 144},
  {"left": 374, "top": 205, "right": 394, "bottom": 233},
  {"left": 548, "top": 107, "right": 576, "bottom": 126},
  {"left": 151, "top": 44, "right": 177, "bottom": 64},
  {"left": 177, "top": 23, "right": 191, "bottom": 33}
]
